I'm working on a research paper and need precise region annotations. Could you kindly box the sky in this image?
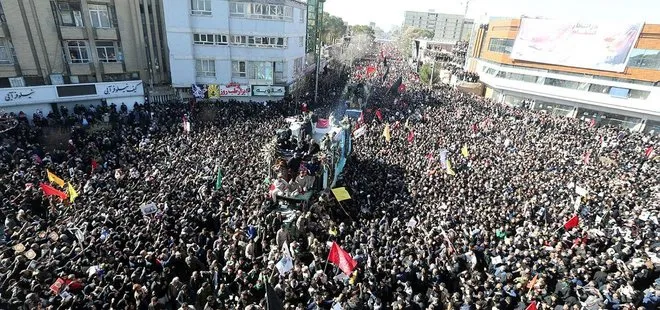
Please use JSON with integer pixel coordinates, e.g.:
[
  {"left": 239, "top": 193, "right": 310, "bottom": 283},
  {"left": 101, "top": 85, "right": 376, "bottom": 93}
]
[{"left": 323, "top": 0, "right": 660, "bottom": 31}]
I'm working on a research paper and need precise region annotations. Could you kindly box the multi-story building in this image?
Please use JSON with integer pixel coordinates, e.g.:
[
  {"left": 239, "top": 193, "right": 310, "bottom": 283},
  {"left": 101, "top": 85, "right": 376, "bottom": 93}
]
[
  {"left": 163, "top": 0, "right": 307, "bottom": 99},
  {"left": 0, "top": 0, "right": 172, "bottom": 116},
  {"left": 467, "top": 18, "right": 660, "bottom": 133},
  {"left": 403, "top": 10, "right": 473, "bottom": 43}
]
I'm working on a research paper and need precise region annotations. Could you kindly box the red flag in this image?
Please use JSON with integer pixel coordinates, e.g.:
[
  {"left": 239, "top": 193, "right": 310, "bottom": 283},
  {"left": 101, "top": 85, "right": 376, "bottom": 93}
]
[
  {"left": 398, "top": 83, "right": 406, "bottom": 93},
  {"left": 644, "top": 146, "right": 654, "bottom": 158},
  {"left": 375, "top": 109, "right": 383, "bottom": 121},
  {"left": 563, "top": 215, "right": 579, "bottom": 230},
  {"left": 91, "top": 159, "right": 98, "bottom": 171},
  {"left": 407, "top": 130, "right": 414, "bottom": 143},
  {"left": 40, "top": 183, "right": 68, "bottom": 200},
  {"left": 525, "top": 301, "right": 537, "bottom": 310},
  {"left": 328, "top": 242, "right": 357, "bottom": 276},
  {"left": 366, "top": 66, "right": 376, "bottom": 75},
  {"left": 317, "top": 118, "right": 329, "bottom": 128},
  {"left": 589, "top": 118, "right": 596, "bottom": 128}
]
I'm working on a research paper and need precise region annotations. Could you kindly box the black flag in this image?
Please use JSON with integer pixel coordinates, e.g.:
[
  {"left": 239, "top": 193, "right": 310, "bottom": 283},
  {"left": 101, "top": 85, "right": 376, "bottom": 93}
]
[
  {"left": 266, "top": 282, "right": 285, "bottom": 310},
  {"left": 389, "top": 76, "right": 402, "bottom": 95}
]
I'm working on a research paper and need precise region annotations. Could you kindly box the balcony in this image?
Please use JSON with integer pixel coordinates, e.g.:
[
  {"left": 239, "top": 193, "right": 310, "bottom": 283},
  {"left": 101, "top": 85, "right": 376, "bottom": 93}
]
[
  {"left": 94, "top": 28, "right": 117, "bottom": 41},
  {"left": 60, "top": 27, "right": 86, "bottom": 40},
  {"left": 69, "top": 63, "right": 93, "bottom": 75},
  {"left": 101, "top": 62, "right": 123, "bottom": 74}
]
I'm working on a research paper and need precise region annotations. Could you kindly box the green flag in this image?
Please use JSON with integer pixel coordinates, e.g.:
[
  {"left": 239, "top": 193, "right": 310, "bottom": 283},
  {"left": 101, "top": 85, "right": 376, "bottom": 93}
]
[{"left": 215, "top": 168, "right": 223, "bottom": 190}]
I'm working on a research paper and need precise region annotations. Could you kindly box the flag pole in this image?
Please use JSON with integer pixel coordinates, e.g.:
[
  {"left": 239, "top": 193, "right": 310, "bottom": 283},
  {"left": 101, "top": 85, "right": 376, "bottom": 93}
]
[{"left": 337, "top": 201, "right": 353, "bottom": 221}]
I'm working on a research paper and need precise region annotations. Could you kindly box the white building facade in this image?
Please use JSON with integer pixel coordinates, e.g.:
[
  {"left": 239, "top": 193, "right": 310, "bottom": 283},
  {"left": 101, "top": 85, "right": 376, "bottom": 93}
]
[
  {"left": 403, "top": 11, "right": 473, "bottom": 43},
  {"left": 163, "top": 0, "right": 307, "bottom": 98}
]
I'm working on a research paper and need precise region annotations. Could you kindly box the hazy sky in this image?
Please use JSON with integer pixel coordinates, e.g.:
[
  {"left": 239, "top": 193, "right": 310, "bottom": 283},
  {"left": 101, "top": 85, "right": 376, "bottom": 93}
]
[{"left": 323, "top": 0, "right": 660, "bottom": 31}]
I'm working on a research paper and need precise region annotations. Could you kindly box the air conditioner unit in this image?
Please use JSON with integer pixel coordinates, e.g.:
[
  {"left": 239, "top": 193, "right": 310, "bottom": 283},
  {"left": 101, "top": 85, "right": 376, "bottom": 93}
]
[{"left": 8, "top": 77, "right": 25, "bottom": 87}]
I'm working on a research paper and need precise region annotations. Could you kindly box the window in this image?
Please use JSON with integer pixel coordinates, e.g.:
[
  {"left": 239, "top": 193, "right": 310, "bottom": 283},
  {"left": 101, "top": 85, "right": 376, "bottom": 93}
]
[
  {"left": 246, "top": 3, "right": 292, "bottom": 20},
  {"left": 191, "top": 0, "right": 212, "bottom": 15},
  {"left": 300, "top": 9, "right": 305, "bottom": 22},
  {"left": 229, "top": 2, "right": 245, "bottom": 15},
  {"left": 274, "top": 61, "right": 285, "bottom": 82},
  {"left": 88, "top": 4, "right": 111, "bottom": 28},
  {"left": 0, "top": 40, "right": 11, "bottom": 64},
  {"left": 67, "top": 41, "right": 89, "bottom": 63},
  {"left": 627, "top": 49, "right": 660, "bottom": 70},
  {"left": 628, "top": 89, "right": 650, "bottom": 100},
  {"left": 488, "top": 38, "right": 514, "bottom": 54},
  {"left": 588, "top": 84, "right": 611, "bottom": 94},
  {"left": 294, "top": 57, "right": 303, "bottom": 74},
  {"left": 499, "top": 71, "right": 537, "bottom": 83},
  {"left": 232, "top": 61, "right": 246, "bottom": 78},
  {"left": 544, "top": 77, "right": 579, "bottom": 89},
  {"left": 195, "top": 59, "right": 215, "bottom": 77},
  {"left": 230, "top": 35, "right": 286, "bottom": 48},
  {"left": 193, "top": 33, "right": 220, "bottom": 45},
  {"left": 609, "top": 87, "right": 630, "bottom": 98},
  {"left": 96, "top": 41, "right": 117, "bottom": 63},
  {"left": 231, "top": 35, "right": 247, "bottom": 45},
  {"left": 57, "top": 2, "right": 83, "bottom": 27},
  {"left": 252, "top": 3, "right": 263, "bottom": 15},
  {"left": 248, "top": 61, "right": 272, "bottom": 80},
  {"left": 215, "top": 35, "right": 228, "bottom": 45}
]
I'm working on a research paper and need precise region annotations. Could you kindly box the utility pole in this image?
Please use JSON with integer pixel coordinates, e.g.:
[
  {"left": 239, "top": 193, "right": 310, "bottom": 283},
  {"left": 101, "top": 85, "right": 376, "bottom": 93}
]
[
  {"left": 314, "top": 0, "right": 326, "bottom": 104},
  {"left": 429, "top": 61, "right": 435, "bottom": 87},
  {"left": 457, "top": 0, "right": 471, "bottom": 43}
]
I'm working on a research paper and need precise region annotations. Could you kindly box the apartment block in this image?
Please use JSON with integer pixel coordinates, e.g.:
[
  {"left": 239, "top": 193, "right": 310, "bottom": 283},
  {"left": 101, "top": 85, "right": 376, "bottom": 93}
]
[
  {"left": 0, "top": 0, "right": 169, "bottom": 88},
  {"left": 163, "top": 0, "right": 307, "bottom": 99},
  {"left": 403, "top": 10, "right": 473, "bottom": 43}
]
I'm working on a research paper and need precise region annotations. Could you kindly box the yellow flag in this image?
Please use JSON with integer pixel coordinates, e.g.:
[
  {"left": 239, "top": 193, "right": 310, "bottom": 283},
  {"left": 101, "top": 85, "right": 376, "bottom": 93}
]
[
  {"left": 331, "top": 187, "right": 351, "bottom": 201},
  {"left": 461, "top": 145, "right": 469, "bottom": 158},
  {"left": 446, "top": 160, "right": 456, "bottom": 176},
  {"left": 47, "top": 169, "right": 65, "bottom": 187},
  {"left": 67, "top": 182, "right": 79, "bottom": 203},
  {"left": 383, "top": 123, "right": 391, "bottom": 142},
  {"left": 404, "top": 119, "right": 409, "bottom": 129}
]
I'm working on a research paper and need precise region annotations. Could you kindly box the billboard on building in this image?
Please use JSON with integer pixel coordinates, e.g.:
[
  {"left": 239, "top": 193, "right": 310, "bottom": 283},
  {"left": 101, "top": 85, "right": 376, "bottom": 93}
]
[{"left": 510, "top": 19, "right": 643, "bottom": 72}]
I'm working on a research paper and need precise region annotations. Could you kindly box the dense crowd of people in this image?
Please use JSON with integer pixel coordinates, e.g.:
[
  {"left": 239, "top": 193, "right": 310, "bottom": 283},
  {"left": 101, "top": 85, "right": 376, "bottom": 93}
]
[{"left": 0, "top": 42, "right": 658, "bottom": 310}]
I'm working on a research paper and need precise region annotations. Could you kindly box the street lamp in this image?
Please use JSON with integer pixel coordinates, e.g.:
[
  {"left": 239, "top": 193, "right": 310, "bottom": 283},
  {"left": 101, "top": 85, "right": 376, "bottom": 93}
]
[{"left": 314, "top": 0, "right": 325, "bottom": 104}]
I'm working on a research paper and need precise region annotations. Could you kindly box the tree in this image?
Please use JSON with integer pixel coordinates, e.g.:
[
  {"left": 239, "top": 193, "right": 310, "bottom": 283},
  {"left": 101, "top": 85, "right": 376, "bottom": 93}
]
[
  {"left": 397, "top": 26, "right": 434, "bottom": 58},
  {"left": 388, "top": 25, "right": 402, "bottom": 40},
  {"left": 419, "top": 62, "right": 441, "bottom": 85},
  {"left": 339, "top": 34, "right": 374, "bottom": 66},
  {"left": 320, "top": 13, "right": 347, "bottom": 45},
  {"left": 350, "top": 25, "right": 375, "bottom": 39},
  {"left": 373, "top": 26, "right": 386, "bottom": 40}
]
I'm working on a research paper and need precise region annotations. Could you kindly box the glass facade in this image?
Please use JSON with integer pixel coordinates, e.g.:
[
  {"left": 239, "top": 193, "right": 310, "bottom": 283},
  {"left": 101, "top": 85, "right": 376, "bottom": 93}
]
[
  {"left": 645, "top": 120, "right": 660, "bottom": 135},
  {"left": 577, "top": 109, "right": 642, "bottom": 130},
  {"left": 487, "top": 38, "right": 514, "bottom": 54},
  {"left": 532, "top": 101, "right": 574, "bottom": 117},
  {"left": 485, "top": 66, "right": 652, "bottom": 101},
  {"left": 305, "top": 0, "right": 323, "bottom": 54},
  {"left": 627, "top": 49, "right": 660, "bottom": 70}
]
